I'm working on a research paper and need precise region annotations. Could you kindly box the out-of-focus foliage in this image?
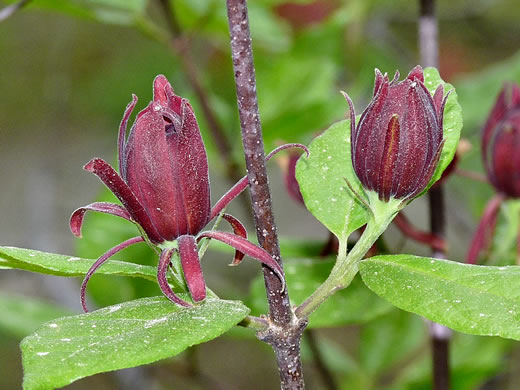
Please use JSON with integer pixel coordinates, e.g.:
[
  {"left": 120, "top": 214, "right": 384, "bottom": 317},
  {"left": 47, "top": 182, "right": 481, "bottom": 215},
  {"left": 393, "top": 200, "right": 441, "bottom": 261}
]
[
  {"left": 3, "top": 0, "right": 520, "bottom": 388},
  {"left": 0, "top": 294, "right": 73, "bottom": 339}
]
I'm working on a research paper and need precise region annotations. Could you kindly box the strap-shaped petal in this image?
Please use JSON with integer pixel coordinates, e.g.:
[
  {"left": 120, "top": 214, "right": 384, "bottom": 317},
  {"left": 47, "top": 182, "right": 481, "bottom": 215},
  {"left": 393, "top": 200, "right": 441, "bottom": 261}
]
[
  {"left": 210, "top": 143, "right": 309, "bottom": 220},
  {"left": 178, "top": 235, "right": 206, "bottom": 302},
  {"left": 84, "top": 158, "right": 162, "bottom": 244},
  {"left": 221, "top": 214, "right": 247, "bottom": 265},
  {"left": 157, "top": 248, "right": 191, "bottom": 307},
  {"left": 119, "top": 94, "right": 138, "bottom": 177},
  {"left": 70, "top": 202, "right": 132, "bottom": 238},
  {"left": 81, "top": 236, "right": 144, "bottom": 313},
  {"left": 197, "top": 231, "right": 285, "bottom": 290}
]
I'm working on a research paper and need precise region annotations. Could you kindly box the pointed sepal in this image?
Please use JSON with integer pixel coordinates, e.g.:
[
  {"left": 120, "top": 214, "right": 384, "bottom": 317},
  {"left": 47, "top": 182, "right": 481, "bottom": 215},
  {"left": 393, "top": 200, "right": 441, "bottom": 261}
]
[
  {"left": 157, "top": 248, "right": 191, "bottom": 307},
  {"left": 178, "top": 235, "right": 206, "bottom": 302}
]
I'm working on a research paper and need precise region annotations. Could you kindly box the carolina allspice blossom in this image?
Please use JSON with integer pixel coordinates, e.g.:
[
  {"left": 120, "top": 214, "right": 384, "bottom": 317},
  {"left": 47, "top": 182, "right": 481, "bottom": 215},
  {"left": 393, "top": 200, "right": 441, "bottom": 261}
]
[
  {"left": 343, "top": 66, "right": 449, "bottom": 202},
  {"left": 70, "top": 75, "right": 290, "bottom": 312},
  {"left": 466, "top": 82, "right": 520, "bottom": 264},
  {"left": 482, "top": 82, "right": 520, "bottom": 197}
]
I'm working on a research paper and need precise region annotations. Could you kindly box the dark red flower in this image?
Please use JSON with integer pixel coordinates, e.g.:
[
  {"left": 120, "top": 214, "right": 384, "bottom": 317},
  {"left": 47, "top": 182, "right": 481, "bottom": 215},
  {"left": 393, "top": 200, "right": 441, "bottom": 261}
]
[
  {"left": 343, "top": 66, "right": 449, "bottom": 202},
  {"left": 71, "top": 75, "right": 306, "bottom": 312},
  {"left": 466, "top": 82, "right": 520, "bottom": 264},
  {"left": 482, "top": 83, "right": 520, "bottom": 198}
]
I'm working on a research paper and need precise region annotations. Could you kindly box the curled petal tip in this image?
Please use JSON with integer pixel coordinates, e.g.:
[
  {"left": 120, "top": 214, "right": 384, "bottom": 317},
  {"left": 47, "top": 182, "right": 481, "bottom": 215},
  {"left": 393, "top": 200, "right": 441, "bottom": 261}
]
[
  {"left": 83, "top": 158, "right": 101, "bottom": 172},
  {"left": 69, "top": 209, "right": 84, "bottom": 238},
  {"left": 407, "top": 65, "right": 424, "bottom": 82},
  {"left": 153, "top": 74, "right": 174, "bottom": 105},
  {"left": 70, "top": 202, "right": 132, "bottom": 240}
]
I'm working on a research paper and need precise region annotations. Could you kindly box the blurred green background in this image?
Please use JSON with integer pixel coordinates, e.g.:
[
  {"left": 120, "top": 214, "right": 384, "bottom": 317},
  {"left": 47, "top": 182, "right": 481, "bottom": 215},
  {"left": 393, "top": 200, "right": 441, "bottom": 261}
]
[{"left": 1, "top": 0, "right": 520, "bottom": 388}]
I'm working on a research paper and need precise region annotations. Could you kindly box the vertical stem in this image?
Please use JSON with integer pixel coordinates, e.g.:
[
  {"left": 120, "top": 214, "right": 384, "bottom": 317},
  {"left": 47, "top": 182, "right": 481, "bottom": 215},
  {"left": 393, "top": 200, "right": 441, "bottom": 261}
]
[
  {"left": 419, "top": 1, "right": 451, "bottom": 389},
  {"left": 419, "top": 0, "right": 438, "bottom": 69},
  {"left": 226, "top": 1, "right": 306, "bottom": 389}
]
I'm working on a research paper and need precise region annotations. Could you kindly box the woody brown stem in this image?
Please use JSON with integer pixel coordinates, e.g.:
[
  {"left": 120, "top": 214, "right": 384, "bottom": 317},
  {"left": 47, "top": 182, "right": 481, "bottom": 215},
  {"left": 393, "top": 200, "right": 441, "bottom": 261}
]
[
  {"left": 419, "top": 1, "right": 451, "bottom": 389},
  {"left": 226, "top": 1, "right": 306, "bottom": 388}
]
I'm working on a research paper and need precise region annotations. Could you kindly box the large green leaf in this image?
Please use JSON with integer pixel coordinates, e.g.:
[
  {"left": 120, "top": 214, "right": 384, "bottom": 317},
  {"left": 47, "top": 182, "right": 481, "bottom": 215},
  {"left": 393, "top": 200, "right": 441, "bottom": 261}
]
[
  {"left": 0, "top": 246, "right": 156, "bottom": 281},
  {"left": 296, "top": 119, "right": 369, "bottom": 241},
  {"left": 360, "top": 255, "right": 520, "bottom": 340},
  {"left": 0, "top": 294, "right": 73, "bottom": 339},
  {"left": 249, "top": 258, "right": 391, "bottom": 328},
  {"left": 423, "top": 67, "right": 463, "bottom": 189},
  {"left": 21, "top": 296, "right": 249, "bottom": 390}
]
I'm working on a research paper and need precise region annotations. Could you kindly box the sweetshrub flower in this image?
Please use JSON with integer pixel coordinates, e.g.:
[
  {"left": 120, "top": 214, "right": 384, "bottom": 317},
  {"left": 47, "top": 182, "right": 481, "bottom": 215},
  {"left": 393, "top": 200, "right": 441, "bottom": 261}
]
[
  {"left": 482, "top": 82, "right": 520, "bottom": 197},
  {"left": 343, "top": 66, "right": 449, "bottom": 203},
  {"left": 71, "top": 75, "right": 304, "bottom": 311},
  {"left": 466, "top": 82, "right": 520, "bottom": 264}
]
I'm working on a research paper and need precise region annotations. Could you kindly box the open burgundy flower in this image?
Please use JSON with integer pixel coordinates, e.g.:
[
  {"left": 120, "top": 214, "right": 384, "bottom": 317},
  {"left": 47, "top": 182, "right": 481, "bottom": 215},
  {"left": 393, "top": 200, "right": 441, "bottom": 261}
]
[
  {"left": 71, "top": 75, "right": 306, "bottom": 312},
  {"left": 343, "top": 66, "right": 449, "bottom": 202}
]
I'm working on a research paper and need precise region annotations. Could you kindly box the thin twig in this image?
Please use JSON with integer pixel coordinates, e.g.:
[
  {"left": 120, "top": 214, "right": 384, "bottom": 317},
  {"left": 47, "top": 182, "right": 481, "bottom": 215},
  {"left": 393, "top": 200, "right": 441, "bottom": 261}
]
[
  {"left": 455, "top": 168, "right": 488, "bottom": 183},
  {"left": 226, "top": 1, "right": 306, "bottom": 388},
  {"left": 0, "top": 0, "right": 31, "bottom": 22},
  {"left": 419, "top": 1, "right": 451, "bottom": 389}
]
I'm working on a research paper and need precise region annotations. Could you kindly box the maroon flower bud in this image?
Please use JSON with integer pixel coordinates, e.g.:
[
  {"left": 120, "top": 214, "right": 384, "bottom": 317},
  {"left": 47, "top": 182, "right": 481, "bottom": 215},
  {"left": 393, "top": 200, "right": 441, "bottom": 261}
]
[
  {"left": 70, "top": 75, "right": 309, "bottom": 311},
  {"left": 343, "top": 66, "right": 449, "bottom": 202},
  {"left": 482, "top": 83, "right": 520, "bottom": 198},
  {"left": 121, "top": 75, "right": 211, "bottom": 242}
]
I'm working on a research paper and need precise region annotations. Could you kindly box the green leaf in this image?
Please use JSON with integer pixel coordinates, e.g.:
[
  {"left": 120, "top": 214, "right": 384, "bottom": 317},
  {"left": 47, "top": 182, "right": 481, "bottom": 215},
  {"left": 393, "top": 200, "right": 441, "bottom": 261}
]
[
  {"left": 360, "top": 255, "right": 520, "bottom": 340},
  {"left": 0, "top": 246, "right": 156, "bottom": 281},
  {"left": 21, "top": 296, "right": 249, "bottom": 390},
  {"left": 296, "top": 119, "right": 369, "bottom": 241},
  {"left": 423, "top": 67, "right": 463, "bottom": 189},
  {"left": 0, "top": 294, "right": 73, "bottom": 339},
  {"left": 249, "top": 258, "right": 391, "bottom": 328}
]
